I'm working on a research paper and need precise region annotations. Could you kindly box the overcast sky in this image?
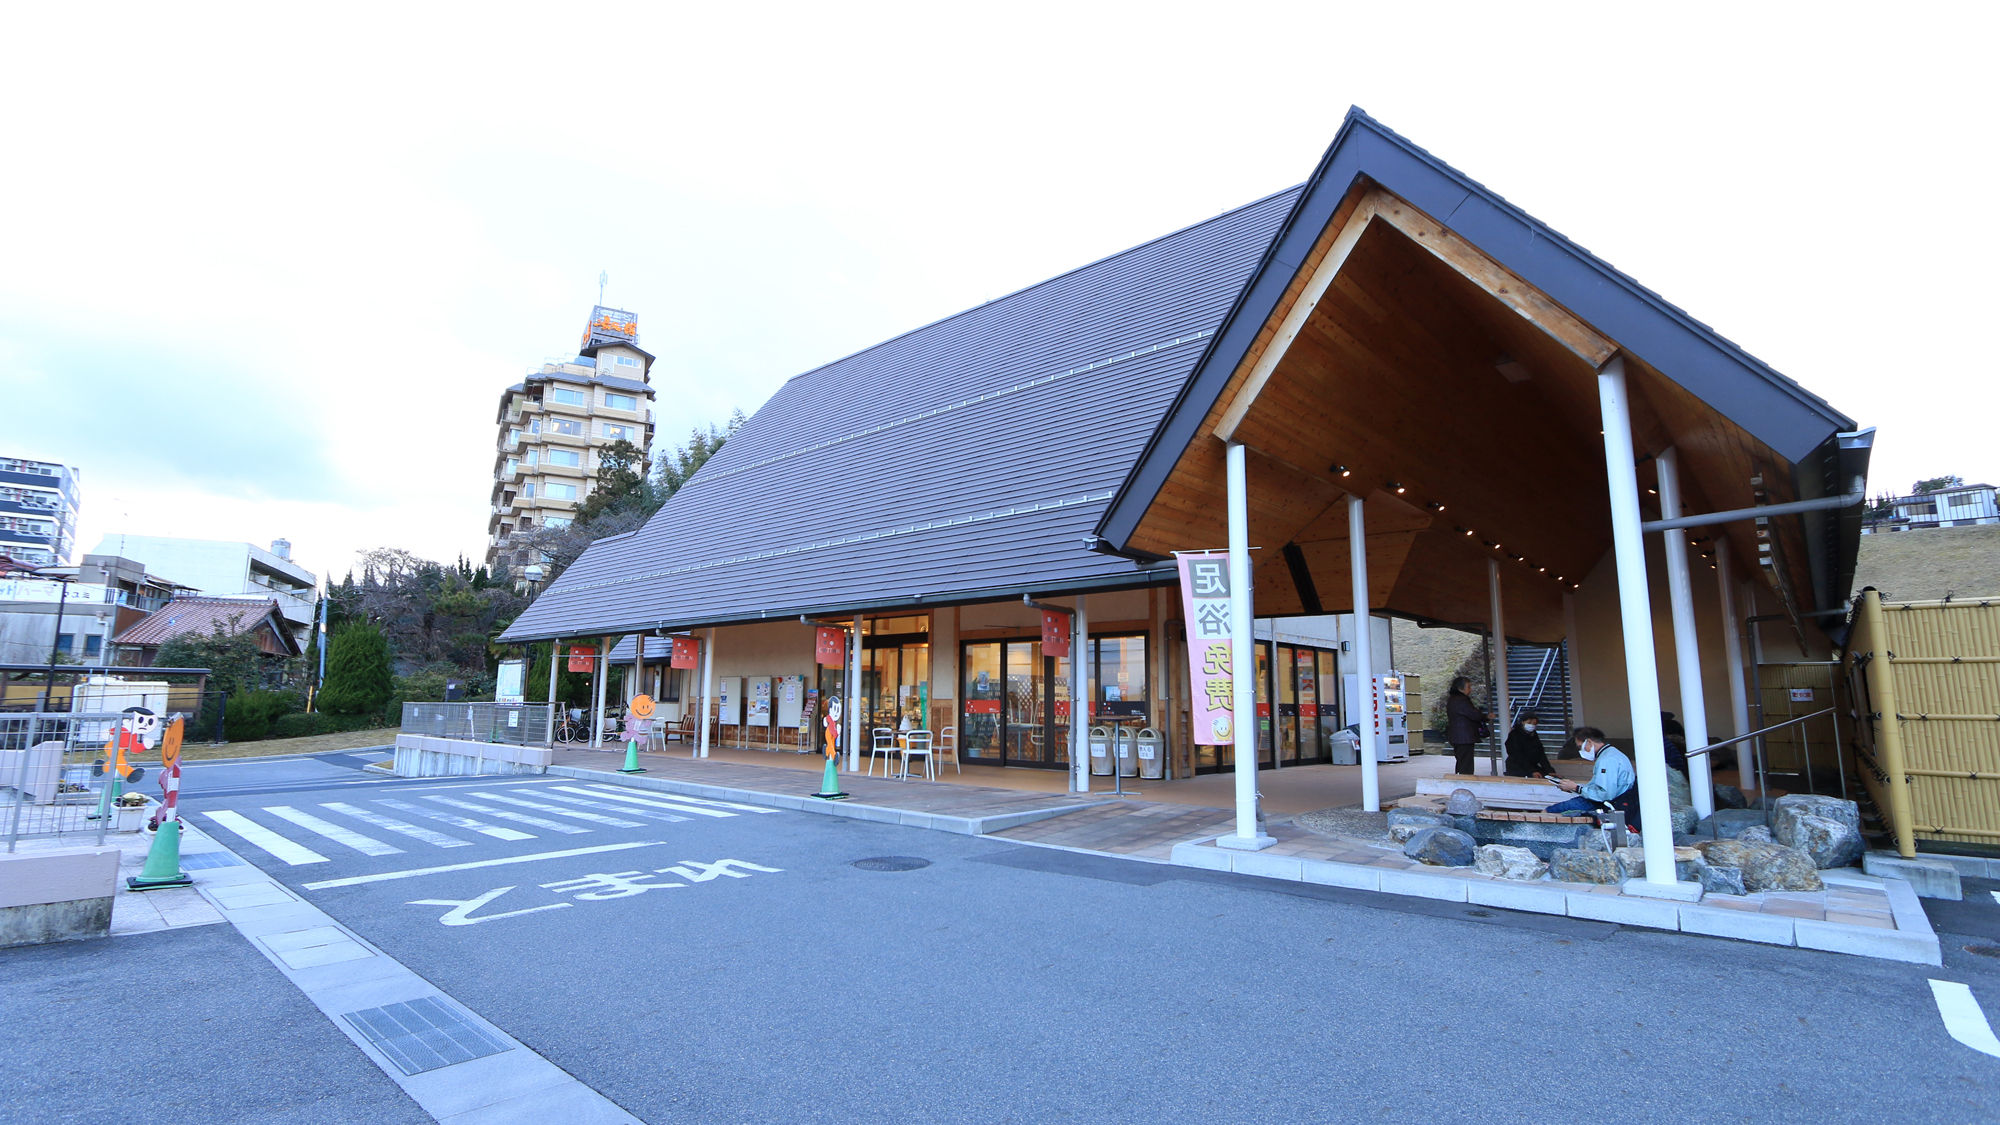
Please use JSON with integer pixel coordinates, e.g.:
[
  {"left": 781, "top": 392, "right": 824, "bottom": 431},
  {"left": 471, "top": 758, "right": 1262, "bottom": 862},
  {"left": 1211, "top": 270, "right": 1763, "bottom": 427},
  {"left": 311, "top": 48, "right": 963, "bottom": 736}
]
[{"left": 3, "top": 3, "right": 1993, "bottom": 589}]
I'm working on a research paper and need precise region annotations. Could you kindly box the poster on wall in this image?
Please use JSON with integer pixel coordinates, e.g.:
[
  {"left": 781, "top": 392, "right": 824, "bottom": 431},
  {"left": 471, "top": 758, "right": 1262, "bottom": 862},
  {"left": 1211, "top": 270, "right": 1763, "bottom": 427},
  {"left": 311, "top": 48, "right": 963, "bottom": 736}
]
[
  {"left": 747, "top": 677, "right": 773, "bottom": 727},
  {"left": 717, "top": 677, "right": 742, "bottom": 726},
  {"left": 777, "top": 675, "right": 804, "bottom": 728},
  {"left": 495, "top": 659, "right": 526, "bottom": 704},
  {"left": 816, "top": 627, "right": 845, "bottom": 667},
  {"left": 671, "top": 636, "right": 700, "bottom": 669},
  {"left": 1177, "top": 551, "right": 1236, "bottom": 745}
]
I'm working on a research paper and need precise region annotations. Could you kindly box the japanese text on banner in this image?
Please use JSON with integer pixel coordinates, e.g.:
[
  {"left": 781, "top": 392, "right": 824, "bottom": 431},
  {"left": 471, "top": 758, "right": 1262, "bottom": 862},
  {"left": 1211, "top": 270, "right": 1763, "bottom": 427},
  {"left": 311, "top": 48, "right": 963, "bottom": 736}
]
[{"left": 1177, "top": 552, "right": 1236, "bottom": 745}]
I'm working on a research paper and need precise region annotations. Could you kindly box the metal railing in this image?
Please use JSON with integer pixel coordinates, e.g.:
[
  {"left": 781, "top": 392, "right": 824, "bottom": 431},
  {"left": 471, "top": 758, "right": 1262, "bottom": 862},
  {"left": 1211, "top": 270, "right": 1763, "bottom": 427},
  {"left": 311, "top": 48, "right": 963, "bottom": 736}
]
[
  {"left": 401, "top": 702, "right": 553, "bottom": 746},
  {"left": 3, "top": 712, "right": 161, "bottom": 849}
]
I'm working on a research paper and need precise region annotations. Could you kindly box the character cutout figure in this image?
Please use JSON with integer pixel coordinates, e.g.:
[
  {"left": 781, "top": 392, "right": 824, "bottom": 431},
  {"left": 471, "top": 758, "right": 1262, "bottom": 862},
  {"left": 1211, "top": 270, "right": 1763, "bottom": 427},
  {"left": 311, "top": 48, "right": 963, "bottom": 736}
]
[
  {"left": 95, "top": 706, "right": 159, "bottom": 784},
  {"left": 822, "top": 697, "right": 842, "bottom": 760}
]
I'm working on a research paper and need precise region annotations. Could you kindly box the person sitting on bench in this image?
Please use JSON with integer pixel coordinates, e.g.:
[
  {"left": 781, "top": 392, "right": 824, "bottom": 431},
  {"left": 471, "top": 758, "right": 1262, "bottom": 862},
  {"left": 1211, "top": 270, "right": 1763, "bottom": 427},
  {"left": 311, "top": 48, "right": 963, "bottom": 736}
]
[
  {"left": 1543, "top": 727, "right": 1640, "bottom": 832},
  {"left": 1503, "top": 716, "right": 1555, "bottom": 778}
]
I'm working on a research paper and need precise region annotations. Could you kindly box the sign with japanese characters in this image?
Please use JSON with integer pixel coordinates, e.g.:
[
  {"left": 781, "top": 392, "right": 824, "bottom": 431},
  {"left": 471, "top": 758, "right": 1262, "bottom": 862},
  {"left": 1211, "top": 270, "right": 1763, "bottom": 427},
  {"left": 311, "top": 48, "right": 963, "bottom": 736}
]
[
  {"left": 1177, "top": 551, "right": 1236, "bottom": 746},
  {"left": 567, "top": 644, "right": 596, "bottom": 673},
  {"left": 1040, "top": 610, "right": 1070, "bottom": 658}
]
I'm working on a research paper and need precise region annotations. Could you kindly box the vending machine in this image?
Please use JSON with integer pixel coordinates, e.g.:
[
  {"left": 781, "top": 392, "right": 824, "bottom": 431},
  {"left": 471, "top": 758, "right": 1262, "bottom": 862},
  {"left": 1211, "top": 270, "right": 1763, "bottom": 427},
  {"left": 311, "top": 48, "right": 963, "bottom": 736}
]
[{"left": 1342, "top": 671, "right": 1411, "bottom": 762}]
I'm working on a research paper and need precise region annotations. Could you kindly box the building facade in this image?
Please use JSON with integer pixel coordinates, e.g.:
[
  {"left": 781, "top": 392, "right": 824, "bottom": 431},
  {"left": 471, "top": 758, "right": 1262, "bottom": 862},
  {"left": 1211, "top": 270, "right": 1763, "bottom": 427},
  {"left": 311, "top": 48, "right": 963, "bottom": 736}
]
[
  {"left": 0, "top": 456, "right": 81, "bottom": 566},
  {"left": 486, "top": 306, "right": 658, "bottom": 576},
  {"left": 86, "top": 534, "right": 317, "bottom": 642},
  {"left": 1863, "top": 482, "right": 1999, "bottom": 533},
  {"left": 0, "top": 554, "right": 194, "bottom": 665}
]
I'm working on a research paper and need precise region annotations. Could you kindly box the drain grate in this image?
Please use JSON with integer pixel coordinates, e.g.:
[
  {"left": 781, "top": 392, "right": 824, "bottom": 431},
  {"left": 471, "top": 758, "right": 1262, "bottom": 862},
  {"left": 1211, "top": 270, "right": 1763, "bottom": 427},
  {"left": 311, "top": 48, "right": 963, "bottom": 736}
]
[
  {"left": 1965, "top": 945, "right": 2000, "bottom": 960},
  {"left": 341, "top": 997, "right": 510, "bottom": 1075},
  {"left": 179, "top": 852, "right": 245, "bottom": 870},
  {"left": 852, "top": 856, "right": 932, "bottom": 872}
]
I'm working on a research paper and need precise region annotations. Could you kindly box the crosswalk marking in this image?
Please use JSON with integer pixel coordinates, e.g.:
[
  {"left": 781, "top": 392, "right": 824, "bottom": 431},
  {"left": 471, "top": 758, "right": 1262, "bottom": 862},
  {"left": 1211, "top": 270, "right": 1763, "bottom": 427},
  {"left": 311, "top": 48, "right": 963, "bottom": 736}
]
[
  {"left": 470, "top": 790, "right": 657, "bottom": 827},
  {"left": 419, "top": 794, "right": 590, "bottom": 835},
  {"left": 374, "top": 798, "right": 535, "bottom": 841},
  {"left": 321, "top": 802, "right": 474, "bottom": 848},
  {"left": 1931, "top": 980, "right": 2000, "bottom": 1058},
  {"left": 582, "top": 784, "right": 777, "bottom": 814},
  {"left": 557, "top": 785, "right": 734, "bottom": 818},
  {"left": 262, "top": 806, "right": 404, "bottom": 856},
  {"left": 203, "top": 810, "right": 329, "bottom": 865}
]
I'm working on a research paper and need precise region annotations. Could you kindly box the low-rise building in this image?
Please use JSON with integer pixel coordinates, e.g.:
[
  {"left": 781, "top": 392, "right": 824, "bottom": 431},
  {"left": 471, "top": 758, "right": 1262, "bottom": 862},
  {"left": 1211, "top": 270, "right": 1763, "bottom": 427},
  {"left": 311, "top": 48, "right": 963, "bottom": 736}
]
[
  {"left": 486, "top": 306, "right": 657, "bottom": 575},
  {"left": 109, "top": 595, "right": 301, "bottom": 679},
  {"left": 0, "top": 456, "right": 81, "bottom": 566},
  {"left": 0, "top": 554, "right": 195, "bottom": 665},
  {"left": 1864, "top": 482, "right": 1999, "bottom": 533},
  {"left": 87, "top": 534, "right": 318, "bottom": 642}
]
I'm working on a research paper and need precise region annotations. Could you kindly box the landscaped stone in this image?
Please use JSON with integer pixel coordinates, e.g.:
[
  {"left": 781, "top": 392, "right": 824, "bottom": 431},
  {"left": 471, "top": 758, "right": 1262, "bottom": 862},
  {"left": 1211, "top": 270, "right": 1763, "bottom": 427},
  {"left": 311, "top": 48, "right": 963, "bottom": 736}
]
[
  {"left": 1387, "top": 808, "right": 1451, "bottom": 843},
  {"left": 1670, "top": 804, "right": 1699, "bottom": 834},
  {"left": 1613, "top": 845, "right": 1646, "bottom": 879},
  {"left": 1772, "top": 794, "right": 1861, "bottom": 840},
  {"left": 1696, "top": 839, "right": 1823, "bottom": 892},
  {"left": 1697, "top": 864, "right": 1746, "bottom": 895},
  {"left": 1672, "top": 846, "right": 1704, "bottom": 883},
  {"left": 1444, "top": 788, "right": 1482, "bottom": 815},
  {"left": 1474, "top": 844, "right": 1547, "bottom": 881},
  {"left": 1550, "top": 848, "right": 1622, "bottom": 884},
  {"left": 1403, "top": 826, "right": 1476, "bottom": 867},
  {"left": 1466, "top": 818, "right": 1595, "bottom": 860},
  {"left": 1714, "top": 785, "right": 1749, "bottom": 809},
  {"left": 1785, "top": 812, "right": 1864, "bottom": 869},
  {"left": 1693, "top": 809, "right": 1767, "bottom": 840},
  {"left": 1737, "top": 825, "right": 1774, "bottom": 844}
]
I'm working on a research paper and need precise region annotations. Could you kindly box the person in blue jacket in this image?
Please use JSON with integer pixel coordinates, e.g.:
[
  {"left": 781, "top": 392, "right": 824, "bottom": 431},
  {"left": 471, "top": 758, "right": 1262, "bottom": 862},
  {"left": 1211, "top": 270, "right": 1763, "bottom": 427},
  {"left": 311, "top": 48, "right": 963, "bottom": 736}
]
[{"left": 1544, "top": 726, "right": 1641, "bottom": 831}]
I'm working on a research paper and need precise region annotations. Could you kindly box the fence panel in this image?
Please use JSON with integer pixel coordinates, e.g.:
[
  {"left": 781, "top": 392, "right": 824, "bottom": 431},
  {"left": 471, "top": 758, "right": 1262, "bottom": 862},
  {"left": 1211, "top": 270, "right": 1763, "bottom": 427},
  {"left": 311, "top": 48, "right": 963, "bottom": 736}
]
[
  {"left": 400, "top": 702, "right": 552, "bottom": 746},
  {"left": 2, "top": 712, "right": 160, "bottom": 848}
]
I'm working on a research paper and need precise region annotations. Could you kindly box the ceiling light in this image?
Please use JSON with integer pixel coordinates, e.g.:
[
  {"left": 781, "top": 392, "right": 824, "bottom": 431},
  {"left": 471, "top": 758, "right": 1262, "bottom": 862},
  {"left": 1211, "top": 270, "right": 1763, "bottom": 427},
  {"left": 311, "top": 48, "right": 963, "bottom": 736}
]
[
  {"left": 1425, "top": 502, "right": 1444, "bottom": 512},
  {"left": 1537, "top": 567, "right": 1546, "bottom": 573},
  {"left": 1457, "top": 526, "right": 1473, "bottom": 536},
  {"left": 1647, "top": 488, "right": 1658, "bottom": 495},
  {"left": 1329, "top": 463, "right": 1350, "bottom": 477},
  {"left": 1389, "top": 482, "right": 1406, "bottom": 494}
]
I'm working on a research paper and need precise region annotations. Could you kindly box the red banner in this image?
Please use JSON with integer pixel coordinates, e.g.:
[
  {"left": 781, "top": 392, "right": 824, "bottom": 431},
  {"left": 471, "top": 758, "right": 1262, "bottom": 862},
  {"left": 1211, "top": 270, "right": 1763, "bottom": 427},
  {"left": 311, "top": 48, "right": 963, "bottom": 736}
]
[
  {"left": 965, "top": 700, "right": 1001, "bottom": 715},
  {"left": 567, "top": 644, "right": 595, "bottom": 672},
  {"left": 816, "top": 626, "right": 846, "bottom": 667},
  {"left": 1040, "top": 609, "right": 1070, "bottom": 657},
  {"left": 670, "top": 636, "right": 700, "bottom": 669}
]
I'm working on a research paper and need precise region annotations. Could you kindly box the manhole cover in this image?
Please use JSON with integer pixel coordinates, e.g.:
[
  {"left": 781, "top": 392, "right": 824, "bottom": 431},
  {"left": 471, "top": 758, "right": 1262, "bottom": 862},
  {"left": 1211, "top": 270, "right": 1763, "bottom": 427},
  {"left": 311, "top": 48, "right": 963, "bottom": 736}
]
[
  {"left": 852, "top": 856, "right": 932, "bottom": 872},
  {"left": 1965, "top": 945, "right": 2000, "bottom": 959}
]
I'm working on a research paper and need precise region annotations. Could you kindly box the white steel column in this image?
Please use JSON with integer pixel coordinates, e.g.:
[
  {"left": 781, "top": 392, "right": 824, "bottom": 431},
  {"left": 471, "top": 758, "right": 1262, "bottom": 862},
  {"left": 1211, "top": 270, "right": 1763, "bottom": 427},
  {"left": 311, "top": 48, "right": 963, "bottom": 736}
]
[
  {"left": 1562, "top": 594, "right": 1584, "bottom": 733},
  {"left": 1488, "top": 557, "right": 1510, "bottom": 777},
  {"left": 1349, "top": 495, "right": 1380, "bottom": 811},
  {"left": 591, "top": 637, "right": 610, "bottom": 748},
  {"left": 697, "top": 628, "right": 715, "bottom": 758},
  {"left": 1072, "top": 595, "right": 1090, "bottom": 794},
  {"left": 1222, "top": 442, "right": 1272, "bottom": 848},
  {"left": 848, "top": 615, "right": 864, "bottom": 773},
  {"left": 1718, "top": 550, "right": 1752, "bottom": 742},
  {"left": 1597, "top": 356, "right": 1679, "bottom": 888},
  {"left": 545, "top": 640, "right": 560, "bottom": 745},
  {"left": 1656, "top": 447, "right": 1715, "bottom": 816}
]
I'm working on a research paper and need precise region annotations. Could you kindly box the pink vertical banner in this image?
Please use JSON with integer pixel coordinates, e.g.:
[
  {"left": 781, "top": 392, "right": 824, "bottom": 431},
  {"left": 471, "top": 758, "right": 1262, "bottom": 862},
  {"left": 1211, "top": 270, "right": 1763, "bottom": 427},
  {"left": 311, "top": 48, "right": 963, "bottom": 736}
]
[{"left": 1177, "top": 551, "right": 1236, "bottom": 745}]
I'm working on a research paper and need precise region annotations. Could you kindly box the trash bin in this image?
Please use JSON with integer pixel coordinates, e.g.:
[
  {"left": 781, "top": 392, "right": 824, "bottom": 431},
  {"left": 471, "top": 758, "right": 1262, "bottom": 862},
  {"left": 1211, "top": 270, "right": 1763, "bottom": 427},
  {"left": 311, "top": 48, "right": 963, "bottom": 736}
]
[
  {"left": 1137, "top": 728, "right": 1164, "bottom": 779},
  {"left": 1329, "top": 728, "right": 1359, "bottom": 765},
  {"left": 1088, "top": 727, "right": 1113, "bottom": 775},
  {"left": 1115, "top": 728, "right": 1138, "bottom": 777}
]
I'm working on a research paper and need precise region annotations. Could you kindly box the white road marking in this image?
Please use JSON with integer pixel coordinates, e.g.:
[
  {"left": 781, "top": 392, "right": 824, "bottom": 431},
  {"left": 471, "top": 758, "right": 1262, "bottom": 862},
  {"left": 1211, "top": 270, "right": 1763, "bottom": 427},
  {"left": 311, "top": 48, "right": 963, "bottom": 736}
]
[
  {"left": 262, "top": 806, "right": 404, "bottom": 856},
  {"left": 1991, "top": 890, "right": 1999, "bottom": 907},
  {"left": 383, "top": 779, "right": 567, "bottom": 791},
  {"left": 1931, "top": 980, "right": 2000, "bottom": 1059},
  {"left": 202, "top": 810, "right": 329, "bottom": 866},
  {"left": 420, "top": 794, "right": 590, "bottom": 835},
  {"left": 407, "top": 886, "right": 572, "bottom": 926},
  {"left": 583, "top": 784, "right": 776, "bottom": 814},
  {"left": 470, "top": 790, "right": 656, "bottom": 827},
  {"left": 373, "top": 797, "right": 535, "bottom": 841},
  {"left": 302, "top": 840, "right": 670, "bottom": 889},
  {"left": 559, "top": 785, "right": 735, "bottom": 818},
  {"left": 321, "top": 802, "right": 474, "bottom": 848}
]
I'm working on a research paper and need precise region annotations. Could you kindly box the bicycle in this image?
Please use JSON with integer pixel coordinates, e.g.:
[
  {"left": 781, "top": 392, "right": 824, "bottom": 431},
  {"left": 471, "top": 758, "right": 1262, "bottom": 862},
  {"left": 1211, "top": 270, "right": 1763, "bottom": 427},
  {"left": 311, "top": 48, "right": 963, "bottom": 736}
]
[{"left": 553, "top": 715, "right": 589, "bottom": 744}]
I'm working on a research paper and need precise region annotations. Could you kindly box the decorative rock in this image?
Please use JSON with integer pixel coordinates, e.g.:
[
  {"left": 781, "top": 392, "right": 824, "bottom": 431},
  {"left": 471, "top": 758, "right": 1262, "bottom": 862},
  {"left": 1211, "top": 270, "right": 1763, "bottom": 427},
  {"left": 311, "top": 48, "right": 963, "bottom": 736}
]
[
  {"left": 1786, "top": 812, "right": 1865, "bottom": 869},
  {"left": 1672, "top": 846, "right": 1704, "bottom": 884},
  {"left": 1667, "top": 770, "right": 1693, "bottom": 809},
  {"left": 1696, "top": 839, "right": 1824, "bottom": 892},
  {"left": 1612, "top": 845, "right": 1647, "bottom": 880},
  {"left": 1550, "top": 848, "right": 1622, "bottom": 884},
  {"left": 1670, "top": 804, "right": 1700, "bottom": 834},
  {"left": 1693, "top": 809, "right": 1767, "bottom": 840},
  {"left": 1697, "top": 864, "right": 1746, "bottom": 895},
  {"left": 1772, "top": 794, "right": 1862, "bottom": 857},
  {"left": 1737, "top": 825, "right": 1774, "bottom": 844},
  {"left": 1403, "top": 826, "right": 1477, "bottom": 867},
  {"left": 1387, "top": 808, "right": 1450, "bottom": 843},
  {"left": 1444, "top": 788, "right": 1482, "bottom": 815},
  {"left": 1474, "top": 844, "right": 1548, "bottom": 881},
  {"left": 1714, "top": 785, "right": 1749, "bottom": 810}
]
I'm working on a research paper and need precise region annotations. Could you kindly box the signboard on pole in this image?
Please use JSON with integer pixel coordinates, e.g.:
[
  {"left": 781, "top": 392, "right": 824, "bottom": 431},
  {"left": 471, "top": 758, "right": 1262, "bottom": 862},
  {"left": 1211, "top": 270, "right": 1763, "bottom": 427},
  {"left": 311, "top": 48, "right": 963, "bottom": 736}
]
[
  {"left": 1177, "top": 551, "right": 1235, "bottom": 745},
  {"left": 495, "top": 659, "right": 526, "bottom": 704},
  {"left": 671, "top": 636, "right": 700, "bottom": 669},
  {"left": 1040, "top": 610, "right": 1070, "bottom": 657},
  {"left": 567, "top": 645, "right": 595, "bottom": 673},
  {"left": 816, "top": 627, "right": 845, "bottom": 667}
]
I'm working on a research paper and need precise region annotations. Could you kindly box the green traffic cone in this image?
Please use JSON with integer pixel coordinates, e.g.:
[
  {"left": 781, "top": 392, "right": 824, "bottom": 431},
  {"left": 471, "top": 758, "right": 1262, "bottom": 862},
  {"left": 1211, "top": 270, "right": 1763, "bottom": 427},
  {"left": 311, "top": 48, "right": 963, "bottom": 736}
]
[
  {"left": 812, "top": 755, "right": 848, "bottom": 800},
  {"left": 618, "top": 739, "right": 646, "bottom": 774},
  {"left": 128, "top": 819, "right": 193, "bottom": 890}
]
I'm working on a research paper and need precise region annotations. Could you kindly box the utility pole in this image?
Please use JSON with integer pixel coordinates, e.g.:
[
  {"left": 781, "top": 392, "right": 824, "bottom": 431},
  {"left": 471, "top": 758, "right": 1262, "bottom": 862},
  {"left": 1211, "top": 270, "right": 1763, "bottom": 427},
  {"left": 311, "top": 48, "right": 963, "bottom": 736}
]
[
  {"left": 34, "top": 570, "right": 74, "bottom": 713},
  {"left": 315, "top": 592, "right": 330, "bottom": 709}
]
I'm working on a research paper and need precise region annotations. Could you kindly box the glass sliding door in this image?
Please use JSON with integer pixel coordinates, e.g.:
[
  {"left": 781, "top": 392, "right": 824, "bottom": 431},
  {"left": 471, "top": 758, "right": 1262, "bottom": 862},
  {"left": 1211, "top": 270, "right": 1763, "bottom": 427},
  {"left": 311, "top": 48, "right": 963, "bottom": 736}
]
[
  {"left": 959, "top": 638, "right": 1069, "bottom": 769},
  {"left": 1277, "top": 643, "right": 1301, "bottom": 765},
  {"left": 962, "top": 643, "right": 1003, "bottom": 763}
]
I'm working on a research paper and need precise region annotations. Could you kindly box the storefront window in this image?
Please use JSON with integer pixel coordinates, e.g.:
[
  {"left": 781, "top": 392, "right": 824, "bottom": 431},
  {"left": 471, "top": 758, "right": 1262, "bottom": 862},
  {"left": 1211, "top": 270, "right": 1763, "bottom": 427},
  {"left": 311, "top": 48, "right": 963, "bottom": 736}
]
[{"left": 959, "top": 638, "right": 1070, "bottom": 769}]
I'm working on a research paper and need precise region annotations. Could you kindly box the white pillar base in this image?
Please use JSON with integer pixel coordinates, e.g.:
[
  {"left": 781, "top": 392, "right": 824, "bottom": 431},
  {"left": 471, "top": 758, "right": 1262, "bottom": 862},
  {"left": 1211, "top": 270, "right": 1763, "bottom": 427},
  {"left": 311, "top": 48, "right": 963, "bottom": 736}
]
[
  {"left": 1621, "top": 878, "right": 1704, "bottom": 903},
  {"left": 1217, "top": 833, "right": 1278, "bottom": 852}
]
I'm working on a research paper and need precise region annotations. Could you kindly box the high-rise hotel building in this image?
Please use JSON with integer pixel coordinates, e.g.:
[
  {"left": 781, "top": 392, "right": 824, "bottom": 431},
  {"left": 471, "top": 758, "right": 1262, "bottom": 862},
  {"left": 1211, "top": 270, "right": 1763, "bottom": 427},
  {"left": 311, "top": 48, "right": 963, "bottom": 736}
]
[{"left": 487, "top": 307, "right": 657, "bottom": 574}]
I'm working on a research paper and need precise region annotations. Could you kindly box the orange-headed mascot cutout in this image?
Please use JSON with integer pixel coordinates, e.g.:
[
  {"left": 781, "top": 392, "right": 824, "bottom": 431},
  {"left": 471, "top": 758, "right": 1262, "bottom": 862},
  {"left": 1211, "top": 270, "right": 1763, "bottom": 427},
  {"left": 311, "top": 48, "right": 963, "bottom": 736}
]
[{"left": 96, "top": 706, "right": 160, "bottom": 784}]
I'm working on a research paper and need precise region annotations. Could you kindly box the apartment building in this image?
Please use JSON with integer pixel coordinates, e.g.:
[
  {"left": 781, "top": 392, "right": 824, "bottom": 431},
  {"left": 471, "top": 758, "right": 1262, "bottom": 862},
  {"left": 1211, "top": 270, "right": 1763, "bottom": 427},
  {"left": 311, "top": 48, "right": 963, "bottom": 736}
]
[
  {"left": 86, "top": 534, "right": 318, "bottom": 643},
  {"left": 1863, "top": 482, "right": 2000, "bottom": 533},
  {"left": 0, "top": 456, "right": 81, "bottom": 566},
  {"left": 486, "top": 306, "right": 657, "bottom": 574}
]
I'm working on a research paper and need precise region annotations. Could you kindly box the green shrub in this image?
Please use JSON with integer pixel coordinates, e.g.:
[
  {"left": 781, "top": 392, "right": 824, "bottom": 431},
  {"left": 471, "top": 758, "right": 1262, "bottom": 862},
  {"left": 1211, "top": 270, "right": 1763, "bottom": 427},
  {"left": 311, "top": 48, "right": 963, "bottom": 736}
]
[
  {"left": 272, "top": 712, "right": 328, "bottom": 739},
  {"left": 320, "top": 623, "right": 394, "bottom": 715},
  {"left": 224, "top": 690, "right": 297, "bottom": 742}
]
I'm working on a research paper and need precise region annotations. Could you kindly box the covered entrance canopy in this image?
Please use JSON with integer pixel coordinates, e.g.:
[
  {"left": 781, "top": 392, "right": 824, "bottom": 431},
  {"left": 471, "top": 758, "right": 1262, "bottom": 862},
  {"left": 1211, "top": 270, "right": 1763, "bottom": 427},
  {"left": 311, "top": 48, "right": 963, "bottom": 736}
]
[{"left": 1099, "top": 113, "right": 1867, "bottom": 644}]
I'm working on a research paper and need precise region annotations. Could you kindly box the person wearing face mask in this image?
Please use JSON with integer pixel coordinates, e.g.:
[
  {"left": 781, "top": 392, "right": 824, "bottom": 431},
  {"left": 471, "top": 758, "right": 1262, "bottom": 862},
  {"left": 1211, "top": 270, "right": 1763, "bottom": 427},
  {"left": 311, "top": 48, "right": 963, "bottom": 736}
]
[
  {"left": 1503, "top": 715, "right": 1555, "bottom": 778},
  {"left": 1543, "top": 726, "right": 1640, "bottom": 832}
]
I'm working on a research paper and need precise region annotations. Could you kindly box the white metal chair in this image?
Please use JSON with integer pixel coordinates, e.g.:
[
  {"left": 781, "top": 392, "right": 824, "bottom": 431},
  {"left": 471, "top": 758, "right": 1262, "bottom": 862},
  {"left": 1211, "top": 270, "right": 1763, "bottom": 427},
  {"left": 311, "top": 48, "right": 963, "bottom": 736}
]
[
  {"left": 937, "top": 726, "right": 960, "bottom": 774},
  {"left": 901, "top": 730, "right": 935, "bottom": 780},
  {"left": 868, "top": 727, "right": 896, "bottom": 776}
]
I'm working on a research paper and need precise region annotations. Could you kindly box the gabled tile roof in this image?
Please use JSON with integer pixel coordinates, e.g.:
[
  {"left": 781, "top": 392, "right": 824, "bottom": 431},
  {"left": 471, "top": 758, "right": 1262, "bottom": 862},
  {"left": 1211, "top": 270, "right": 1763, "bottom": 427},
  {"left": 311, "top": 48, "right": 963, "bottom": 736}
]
[
  {"left": 502, "top": 187, "right": 1301, "bottom": 641},
  {"left": 113, "top": 595, "right": 300, "bottom": 654}
]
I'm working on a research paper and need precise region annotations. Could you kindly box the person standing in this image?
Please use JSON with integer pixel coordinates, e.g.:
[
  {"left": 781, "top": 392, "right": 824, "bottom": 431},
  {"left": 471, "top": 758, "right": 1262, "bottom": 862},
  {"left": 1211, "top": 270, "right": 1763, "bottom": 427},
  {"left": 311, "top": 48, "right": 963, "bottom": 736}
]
[{"left": 1444, "top": 676, "right": 1488, "bottom": 776}]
